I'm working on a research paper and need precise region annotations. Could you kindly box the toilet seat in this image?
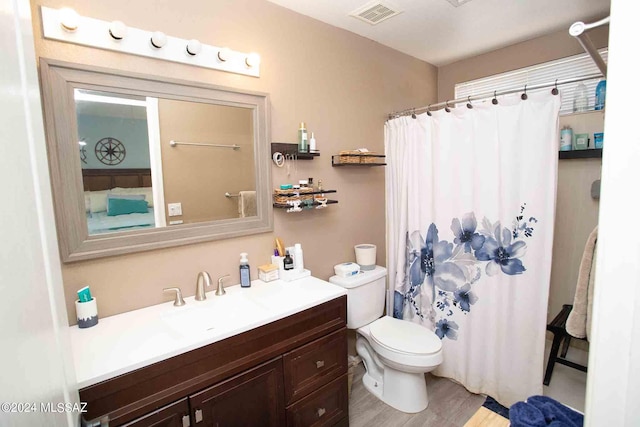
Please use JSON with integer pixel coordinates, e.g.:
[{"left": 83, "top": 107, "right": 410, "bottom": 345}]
[
  {"left": 369, "top": 316, "right": 441, "bottom": 355},
  {"left": 363, "top": 316, "right": 443, "bottom": 371}
]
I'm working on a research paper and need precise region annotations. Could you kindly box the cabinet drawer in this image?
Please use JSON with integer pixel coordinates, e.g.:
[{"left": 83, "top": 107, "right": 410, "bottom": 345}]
[
  {"left": 286, "top": 374, "right": 348, "bottom": 427},
  {"left": 121, "top": 399, "right": 189, "bottom": 427},
  {"left": 283, "top": 328, "right": 347, "bottom": 404}
]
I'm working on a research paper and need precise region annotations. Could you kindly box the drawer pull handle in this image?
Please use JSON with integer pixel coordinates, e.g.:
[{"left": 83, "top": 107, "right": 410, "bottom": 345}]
[
  {"left": 195, "top": 408, "right": 203, "bottom": 423},
  {"left": 316, "top": 360, "right": 325, "bottom": 369},
  {"left": 317, "top": 407, "right": 326, "bottom": 417},
  {"left": 182, "top": 414, "right": 191, "bottom": 427}
]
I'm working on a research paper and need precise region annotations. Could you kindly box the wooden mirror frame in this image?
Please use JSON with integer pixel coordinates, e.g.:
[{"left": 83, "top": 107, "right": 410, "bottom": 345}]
[{"left": 39, "top": 59, "right": 272, "bottom": 262}]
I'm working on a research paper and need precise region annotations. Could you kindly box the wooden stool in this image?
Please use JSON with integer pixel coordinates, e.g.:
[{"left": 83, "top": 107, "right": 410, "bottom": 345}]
[{"left": 543, "top": 304, "right": 588, "bottom": 386}]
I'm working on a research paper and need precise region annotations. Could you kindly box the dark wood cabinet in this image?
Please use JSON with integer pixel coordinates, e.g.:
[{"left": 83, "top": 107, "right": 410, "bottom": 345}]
[
  {"left": 190, "top": 358, "right": 284, "bottom": 427},
  {"left": 80, "top": 296, "right": 348, "bottom": 427},
  {"left": 121, "top": 399, "right": 189, "bottom": 427},
  {"left": 286, "top": 375, "right": 349, "bottom": 427}
]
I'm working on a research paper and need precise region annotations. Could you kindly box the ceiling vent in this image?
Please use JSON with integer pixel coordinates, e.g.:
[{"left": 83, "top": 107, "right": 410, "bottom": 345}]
[
  {"left": 444, "top": 0, "right": 474, "bottom": 7},
  {"left": 349, "top": 1, "right": 402, "bottom": 25}
]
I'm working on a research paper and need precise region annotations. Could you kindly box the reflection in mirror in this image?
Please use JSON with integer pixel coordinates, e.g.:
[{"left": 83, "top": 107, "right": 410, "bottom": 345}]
[
  {"left": 39, "top": 59, "right": 271, "bottom": 262},
  {"left": 75, "top": 91, "right": 257, "bottom": 237},
  {"left": 75, "top": 89, "right": 159, "bottom": 235},
  {"left": 158, "top": 100, "right": 256, "bottom": 224}
]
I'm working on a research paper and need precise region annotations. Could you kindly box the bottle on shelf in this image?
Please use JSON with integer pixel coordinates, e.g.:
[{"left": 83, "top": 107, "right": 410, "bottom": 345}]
[
  {"left": 573, "top": 83, "right": 588, "bottom": 112},
  {"left": 298, "top": 122, "right": 308, "bottom": 153},
  {"left": 560, "top": 126, "right": 573, "bottom": 151},
  {"left": 595, "top": 80, "right": 606, "bottom": 110}
]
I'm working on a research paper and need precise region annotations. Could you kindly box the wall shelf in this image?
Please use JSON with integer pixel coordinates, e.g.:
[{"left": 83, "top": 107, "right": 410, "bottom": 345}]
[
  {"left": 273, "top": 189, "right": 337, "bottom": 212},
  {"left": 271, "top": 142, "right": 319, "bottom": 160},
  {"left": 559, "top": 149, "right": 602, "bottom": 159},
  {"left": 331, "top": 154, "right": 386, "bottom": 167}
]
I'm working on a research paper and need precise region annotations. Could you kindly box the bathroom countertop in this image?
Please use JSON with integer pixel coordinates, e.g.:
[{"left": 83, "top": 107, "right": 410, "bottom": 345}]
[{"left": 68, "top": 276, "right": 346, "bottom": 389}]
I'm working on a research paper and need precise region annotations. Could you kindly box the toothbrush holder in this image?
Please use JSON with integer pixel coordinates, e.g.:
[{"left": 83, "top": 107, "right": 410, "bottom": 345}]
[{"left": 75, "top": 297, "right": 99, "bottom": 328}]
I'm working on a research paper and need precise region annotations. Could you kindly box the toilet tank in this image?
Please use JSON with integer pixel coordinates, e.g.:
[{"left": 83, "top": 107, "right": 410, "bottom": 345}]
[{"left": 329, "top": 266, "right": 387, "bottom": 329}]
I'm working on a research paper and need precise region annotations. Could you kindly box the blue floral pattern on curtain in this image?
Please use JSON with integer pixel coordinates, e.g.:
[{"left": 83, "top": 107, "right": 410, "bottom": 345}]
[{"left": 394, "top": 204, "right": 538, "bottom": 340}]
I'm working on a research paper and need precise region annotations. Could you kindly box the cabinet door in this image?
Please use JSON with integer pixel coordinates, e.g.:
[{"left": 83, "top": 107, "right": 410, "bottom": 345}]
[
  {"left": 121, "top": 398, "right": 190, "bottom": 427},
  {"left": 189, "top": 358, "right": 284, "bottom": 427}
]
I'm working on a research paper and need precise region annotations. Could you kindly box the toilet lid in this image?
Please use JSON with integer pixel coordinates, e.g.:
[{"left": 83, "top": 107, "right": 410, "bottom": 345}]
[{"left": 369, "top": 316, "right": 442, "bottom": 355}]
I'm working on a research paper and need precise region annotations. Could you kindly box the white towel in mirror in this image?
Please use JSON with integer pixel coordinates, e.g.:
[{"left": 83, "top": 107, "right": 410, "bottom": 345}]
[{"left": 239, "top": 191, "right": 257, "bottom": 217}]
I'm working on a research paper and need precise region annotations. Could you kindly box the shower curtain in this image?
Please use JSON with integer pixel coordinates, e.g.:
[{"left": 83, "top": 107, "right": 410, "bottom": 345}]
[{"left": 385, "top": 93, "right": 560, "bottom": 406}]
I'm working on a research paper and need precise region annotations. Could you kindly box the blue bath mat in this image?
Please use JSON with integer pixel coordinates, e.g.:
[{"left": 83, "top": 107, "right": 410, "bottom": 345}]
[{"left": 483, "top": 396, "right": 510, "bottom": 419}]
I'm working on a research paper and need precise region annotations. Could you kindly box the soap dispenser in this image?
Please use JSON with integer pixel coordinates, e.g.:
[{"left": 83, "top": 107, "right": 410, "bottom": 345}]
[{"left": 239, "top": 252, "right": 251, "bottom": 288}]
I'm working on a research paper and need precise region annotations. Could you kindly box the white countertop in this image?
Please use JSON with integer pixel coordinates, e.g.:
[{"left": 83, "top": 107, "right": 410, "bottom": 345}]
[{"left": 69, "top": 276, "right": 347, "bottom": 389}]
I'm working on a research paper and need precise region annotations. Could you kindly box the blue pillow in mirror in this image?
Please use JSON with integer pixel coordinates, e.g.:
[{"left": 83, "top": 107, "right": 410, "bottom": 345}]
[
  {"left": 107, "top": 197, "right": 149, "bottom": 216},
  {"left": 106, "top": 193, "right": 145, "bottom": 215}
]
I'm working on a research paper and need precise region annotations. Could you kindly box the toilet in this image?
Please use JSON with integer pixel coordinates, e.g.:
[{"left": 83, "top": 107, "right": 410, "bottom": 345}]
[{"left": 330, "top": 266, "right": 442, "bottom": 413}]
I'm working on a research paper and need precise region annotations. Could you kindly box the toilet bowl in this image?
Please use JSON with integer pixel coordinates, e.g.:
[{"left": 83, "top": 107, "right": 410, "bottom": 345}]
[{"left": 329, "top": 266, "right": 443, "bottom": 413}]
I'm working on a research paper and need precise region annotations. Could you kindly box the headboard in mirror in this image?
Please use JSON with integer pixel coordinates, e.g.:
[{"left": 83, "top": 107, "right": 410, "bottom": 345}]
[{"left": 39, "top": 59, "right": 272, "bottom": 262}]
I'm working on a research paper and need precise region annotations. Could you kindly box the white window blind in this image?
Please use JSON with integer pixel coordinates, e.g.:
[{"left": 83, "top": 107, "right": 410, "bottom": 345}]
[{"left": 455, "top": 49, "right": 607, "bottom": 115}]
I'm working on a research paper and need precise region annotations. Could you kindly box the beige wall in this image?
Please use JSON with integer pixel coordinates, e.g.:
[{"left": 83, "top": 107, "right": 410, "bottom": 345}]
[
  {"left": 437, "top": 25, "right": 607, "bottom": 334},
  {"left": 30, "top": 0, "right": 437, "bottom": 324},
  {"left": 437, "top": 25, "right": 609, "bottom": 103},
  {"left": 158, "top": 100, "right": 255, "bottom": 224}
]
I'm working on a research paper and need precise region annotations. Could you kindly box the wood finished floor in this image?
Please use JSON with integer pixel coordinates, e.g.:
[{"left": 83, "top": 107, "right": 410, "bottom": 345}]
[{"left": 349, "top": 363, "right": 486, "bottom": 427}]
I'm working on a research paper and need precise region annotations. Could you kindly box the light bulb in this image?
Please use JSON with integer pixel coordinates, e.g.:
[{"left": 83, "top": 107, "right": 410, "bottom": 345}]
[
  {"left": 217, "top": 47, "right": 231, "bottom": 62},
  {"left": 245, "top": 52, "right": 261, "bottom": 68},
  {"left": 109, "top": 21, "right": 127, "bottom": 40},
  {"left": 186, "top": 39, "right": 202, "bottom": 56},
  {"left": 59, "top": 7, "right": 79, "bottom": 32},
  {"left": 150, "top": 31, "right": 167, "bottom": 49}
]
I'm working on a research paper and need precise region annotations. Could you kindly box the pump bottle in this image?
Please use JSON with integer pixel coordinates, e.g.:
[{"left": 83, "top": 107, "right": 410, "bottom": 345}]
[{"left": 239, "top": 252, "right": 251, "bottom": 287}]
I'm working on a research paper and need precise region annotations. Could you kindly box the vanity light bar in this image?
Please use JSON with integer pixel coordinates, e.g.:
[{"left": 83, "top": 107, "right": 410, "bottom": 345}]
[{"left": 40, "top": 7, "right": 260, "bottom": 78}]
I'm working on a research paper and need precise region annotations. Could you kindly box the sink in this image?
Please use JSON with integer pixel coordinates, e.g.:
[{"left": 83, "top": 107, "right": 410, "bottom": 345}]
[{"left": 161, "top": 293, "right": 268, "bottom": 337}]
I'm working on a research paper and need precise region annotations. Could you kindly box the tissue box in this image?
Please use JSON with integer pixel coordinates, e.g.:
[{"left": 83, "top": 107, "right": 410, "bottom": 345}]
[{"left": 334, "top": 262, "right": 360, "bottom": 278}]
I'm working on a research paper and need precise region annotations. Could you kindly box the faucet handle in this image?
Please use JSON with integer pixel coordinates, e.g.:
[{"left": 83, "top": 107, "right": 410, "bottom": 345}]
[
  {"left": 163, "top": 287, "right": 186, "bottom": 306},
  {"left": 216, "top": 274, "right": 230, "bottom": 296}
]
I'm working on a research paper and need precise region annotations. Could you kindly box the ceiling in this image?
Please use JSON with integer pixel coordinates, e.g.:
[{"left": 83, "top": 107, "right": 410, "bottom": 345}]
[{"left": 266, "top": 0, "right": 610, "bottom": 66}]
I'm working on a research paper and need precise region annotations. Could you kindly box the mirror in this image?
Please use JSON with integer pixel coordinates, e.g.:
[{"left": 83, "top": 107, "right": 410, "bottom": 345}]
[{"left": 40, "top": 59, "right": 272, "bottom": 262}]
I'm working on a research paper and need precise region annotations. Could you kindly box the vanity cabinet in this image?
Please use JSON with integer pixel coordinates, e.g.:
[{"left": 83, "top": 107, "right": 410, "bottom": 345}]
[
  {"left": 121, "top": 399, "right": 189, "bottom": 427},
  {"left": 189, "top": 358, "right": 285, "bottom": 426},
  {"left": 80, "top": 296, "right": 348, "bottom": 427}
]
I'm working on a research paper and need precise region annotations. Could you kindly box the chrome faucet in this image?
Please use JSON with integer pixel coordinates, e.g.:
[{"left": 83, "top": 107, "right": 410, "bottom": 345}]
[
  {"left": 216, "top": 274, "right": 230, "bottom": 296},
  {"left": 195, "top": 271, "right": 213, "bottom": 301}
]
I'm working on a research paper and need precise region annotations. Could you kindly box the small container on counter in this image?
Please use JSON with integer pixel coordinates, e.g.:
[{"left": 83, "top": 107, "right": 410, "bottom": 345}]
[
  {"left": 574, "top": 133, "right": 589, "bottom": 150},
  {"left": 258, "top": 264, "right": 279, "bottom": 282}
]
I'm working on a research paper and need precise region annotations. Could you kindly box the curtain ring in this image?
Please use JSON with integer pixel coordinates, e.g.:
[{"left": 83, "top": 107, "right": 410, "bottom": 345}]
[
  {"left": 551, "top": 79, "right": 559, "bottom": 95},
  {"left": 521, "top": 84, "right": 528, "bottom": 100},
  {"left": 492, "top": 91, "right": 499, "bottom": 105},
  {"left": 426, "top": 104, "right": 432, "bottom": 116},
  {"left": 411, "top": 108, "right": 417, "bottom": 119},
  {"left": 445, "top": 100, "right": 451, "bottom": 113},
  {"left": 466, "top": 96, "right": 473, "bottom": 109}
]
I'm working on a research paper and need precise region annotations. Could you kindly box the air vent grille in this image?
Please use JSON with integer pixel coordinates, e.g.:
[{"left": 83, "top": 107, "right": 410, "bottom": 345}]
[
  {"left": 444, "top": 0, "right": 474, "bottom": 7},
  {"left": 350, "top": 1, "right": 402, "bottom": 25}
]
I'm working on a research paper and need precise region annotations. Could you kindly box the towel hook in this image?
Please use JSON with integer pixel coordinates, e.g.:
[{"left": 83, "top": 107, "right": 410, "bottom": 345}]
[
  {"left": 445, "top": 100, "right": 452, "bottom": 113},
  {"left": 521, "top": 84, "right": 528, "bottom": 100},
  {"left": 492, "top": 91, "right": 499, "bottom": 105},
  {"left": 466, "top": 96, "right": 473, "bottom": 109},
  {"left": 551, "top": 79, "right": 559, "bottom": 96}
]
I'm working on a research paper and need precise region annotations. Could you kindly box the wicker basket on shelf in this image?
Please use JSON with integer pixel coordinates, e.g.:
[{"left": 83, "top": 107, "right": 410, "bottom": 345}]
[
  {"left": 338, "top": 150, "right": 379, "bottom": 164},
  {"left": 273, "top": 187, "right": 314, "bottom": 205}
]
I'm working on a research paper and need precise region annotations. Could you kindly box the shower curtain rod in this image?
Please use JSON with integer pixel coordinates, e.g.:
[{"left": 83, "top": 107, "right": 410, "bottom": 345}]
[{"left": 388, "top": 72, "right": 603, "bottom": 120}]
